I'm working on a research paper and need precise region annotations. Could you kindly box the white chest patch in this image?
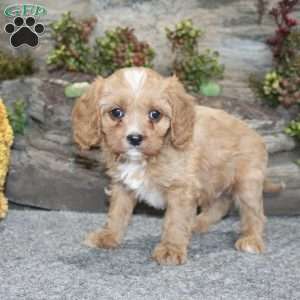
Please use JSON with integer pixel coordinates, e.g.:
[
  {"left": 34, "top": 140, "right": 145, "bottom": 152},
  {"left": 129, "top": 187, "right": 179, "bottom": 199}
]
[
  {"left": 115, "top": 160, "right": 165, "bottom": 209},
  {"left": 123, "top": 69, "right": 147, "bottom": 96}
]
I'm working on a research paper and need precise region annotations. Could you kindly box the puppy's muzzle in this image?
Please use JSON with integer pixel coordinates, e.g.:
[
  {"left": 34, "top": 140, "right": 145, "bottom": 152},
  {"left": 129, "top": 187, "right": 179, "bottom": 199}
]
[{"left": 127, "top": 134, "right": 143, "bottom": 146}]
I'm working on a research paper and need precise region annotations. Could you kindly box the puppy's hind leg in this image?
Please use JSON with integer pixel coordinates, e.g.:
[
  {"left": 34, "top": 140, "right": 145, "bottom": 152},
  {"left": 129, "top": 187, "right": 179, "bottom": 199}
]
[
  {"left": 193, "top": 197, "right": 232, "bottom": 233},
  {"left": 84, "top": 183, "right": 137, "bottom": 249},
  {"left": 234, "top": 170, "right": 266, "bottom": 254}
]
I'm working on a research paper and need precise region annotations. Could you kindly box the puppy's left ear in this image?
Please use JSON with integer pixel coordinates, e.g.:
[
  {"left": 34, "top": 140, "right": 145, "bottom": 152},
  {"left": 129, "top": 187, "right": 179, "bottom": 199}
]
[
  {"left": 71, "top": 76, "right": 104, "bottom": 150},
  {"left": 166, "top": 76, "right": 196, "bottom": 149}
]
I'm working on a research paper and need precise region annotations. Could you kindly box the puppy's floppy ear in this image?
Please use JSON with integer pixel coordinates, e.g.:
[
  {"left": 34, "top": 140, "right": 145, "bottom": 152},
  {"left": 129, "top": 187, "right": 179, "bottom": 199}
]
[
  {"left": 166, "top": 76, "right": 195, "bottom": 149},
  {"left": 71, "top": 76, "right": 104, "bottom": 150}
]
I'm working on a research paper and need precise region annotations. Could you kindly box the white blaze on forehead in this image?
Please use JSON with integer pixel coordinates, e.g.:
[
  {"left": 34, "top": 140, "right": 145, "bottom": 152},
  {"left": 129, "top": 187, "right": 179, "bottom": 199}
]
[
  {"left": 124, "top": 69, "right": 147, "bottom": 96},
  {"left": 123, "top": 69, "right": 146, "bottom": 135}
]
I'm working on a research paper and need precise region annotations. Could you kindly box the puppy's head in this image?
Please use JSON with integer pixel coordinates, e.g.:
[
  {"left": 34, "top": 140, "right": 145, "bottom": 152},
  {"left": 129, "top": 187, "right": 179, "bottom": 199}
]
[{"left": 72, "top": 67, "right": 195, "bottom": 157}]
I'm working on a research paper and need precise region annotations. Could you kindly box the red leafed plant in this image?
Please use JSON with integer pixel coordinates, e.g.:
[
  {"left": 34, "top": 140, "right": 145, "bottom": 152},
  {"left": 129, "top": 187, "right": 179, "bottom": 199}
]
[
  {"left": 267, "top": 0, "right": 299, "bottom": 62},
  {"left": 94, "top": 27, "right": 155, "bottom": 76}
]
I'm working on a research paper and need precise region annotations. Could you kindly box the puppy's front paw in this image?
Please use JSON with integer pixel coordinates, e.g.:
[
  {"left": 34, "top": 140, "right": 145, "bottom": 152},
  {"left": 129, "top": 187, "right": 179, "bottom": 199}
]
[
  {"left": 152, "top": 242, "right": 187, "bottom": 265},
  {"left": 235, "top": 235, "right": 265, "bottom": 254},
  {"left": 84, "top": 230, "right": 120, "bottom": 249}
]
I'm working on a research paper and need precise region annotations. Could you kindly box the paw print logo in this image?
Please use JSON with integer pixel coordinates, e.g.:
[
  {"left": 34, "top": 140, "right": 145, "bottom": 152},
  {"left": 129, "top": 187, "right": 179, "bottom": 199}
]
[{"left": 4, "top": 16, "right": 45, "bottom": 48}]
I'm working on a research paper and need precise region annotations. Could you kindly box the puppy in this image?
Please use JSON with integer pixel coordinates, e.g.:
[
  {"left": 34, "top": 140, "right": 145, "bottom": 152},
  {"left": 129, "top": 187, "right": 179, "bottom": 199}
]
[{"left": 72, "top": 67, "right": 281, "bottom": 265}]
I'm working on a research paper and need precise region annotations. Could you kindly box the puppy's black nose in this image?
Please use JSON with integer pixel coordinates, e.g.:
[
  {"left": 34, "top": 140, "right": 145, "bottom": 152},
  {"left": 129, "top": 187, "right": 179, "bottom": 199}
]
[{"left": 127, "top": 134, "right": 143, "bottom": 146}]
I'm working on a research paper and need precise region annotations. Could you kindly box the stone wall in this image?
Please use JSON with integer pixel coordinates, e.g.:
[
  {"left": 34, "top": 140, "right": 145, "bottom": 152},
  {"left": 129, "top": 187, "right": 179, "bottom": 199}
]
[
  {"left": 0, "top": 1, "right": 281, "bottom": 76},
  {"left": 1, "top": 0, "right": 298, "bottom": 98},
  {"left": 0, "top": 0, "right": 299, "bottom": 214}
]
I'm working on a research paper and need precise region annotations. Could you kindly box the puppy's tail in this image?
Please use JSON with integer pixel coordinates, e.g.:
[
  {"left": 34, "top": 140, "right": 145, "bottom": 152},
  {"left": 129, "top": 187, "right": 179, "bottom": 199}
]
[{"left": 263, "top": 178, "right": 285, "bottom": 193}]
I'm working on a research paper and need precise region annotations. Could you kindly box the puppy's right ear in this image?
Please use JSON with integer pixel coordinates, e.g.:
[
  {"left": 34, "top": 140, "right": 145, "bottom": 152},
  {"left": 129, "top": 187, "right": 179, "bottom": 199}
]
[
  {"left": 165, "top": 76, "right": 195, "bottom": 149},
  {"left": 71, "top": 76, "right": 103, "bottom": 150}
]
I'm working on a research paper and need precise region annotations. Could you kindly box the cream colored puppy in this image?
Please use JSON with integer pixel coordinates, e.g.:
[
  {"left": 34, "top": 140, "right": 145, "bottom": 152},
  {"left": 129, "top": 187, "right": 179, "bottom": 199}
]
[{"left": 72, "top": 67, "right": 281, "bottom": 265}]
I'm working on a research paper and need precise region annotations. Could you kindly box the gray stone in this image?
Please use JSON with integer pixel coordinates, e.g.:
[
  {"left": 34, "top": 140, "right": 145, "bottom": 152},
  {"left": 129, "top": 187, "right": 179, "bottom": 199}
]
[
  {"left": 247, "top": 119, "right": 297, "bottom": 154},
  {"left": 265, "top": 152, "right": 300, "bottom": 215},
  {"left": 0, "top": 77, "right": 108, "bottom": 211},
  {"left": 7, "top": 144, "right": 108, "bottom": 211},
  {"left": 0, "top": 78, "right": 47, "bottom": 124},
  {"left": 264, "top": 133, "right": 296, "bottom": 154}
]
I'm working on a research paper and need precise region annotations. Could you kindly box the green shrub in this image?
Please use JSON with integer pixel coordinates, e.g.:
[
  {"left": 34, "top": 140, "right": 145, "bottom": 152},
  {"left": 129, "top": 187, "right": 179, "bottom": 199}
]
[
  {"left": 7, "top": 100, "right": 27, "bottom": 135},
  {"left": 47, "top": 12, "right": 155, "bottom": 76},
  {"left": 175, "top": 49, "right": 224, "bottom": 93},
  {"left": 166, "top": 19, "right": 224, "bottom": 94},
  {"left": 278, "top": 30, "right": 300, "bottom": 77},
  {"left": 94, "top": 27, "right": 155, "bottom": 76},
  {"left": 0, "top": 51, "right": 34, "bottom": 80},
  {"left": 252, "top": 68, "right": 300, "bottom": 108},
  {"left": 277, "top": 76, "right": 300, "bottom": 107},
  {"left": 261, "top": 71, "right": 282, "bottom": 106},
  {"left": 166, "top": 19, "right": 202, "bottom": 54},
  {"left": 259, "top": 31, "right": 300, "bottom": 108},
  {"left": 251, "top": 1, "right": 300, "bottom": 162},
  {"left": 256, "top": 0, "right": 300, "bottom": 108},
  {"left": 47, "top": 12, "right": 96, "bottom": 73},
  {"left": 285, "top": 116, "right": 300, "bottom": 165},
  {"left": 285, "top": 118, "right": 300, "bottom": 164},
  {"left": 285, "top": 119, "right": 300, "bottom": 140}
]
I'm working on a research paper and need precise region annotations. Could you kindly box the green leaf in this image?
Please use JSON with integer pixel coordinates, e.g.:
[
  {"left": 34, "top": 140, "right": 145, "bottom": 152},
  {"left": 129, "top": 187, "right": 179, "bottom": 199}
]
[
  {"left": 64, "top": 82, "right": 90, "bottom": 98},
  {"left": 200, "top": 81, "right": 222, "bottom": 97},
  {"left": 7, "top": 100, "right": 27, "bottom": 135}
]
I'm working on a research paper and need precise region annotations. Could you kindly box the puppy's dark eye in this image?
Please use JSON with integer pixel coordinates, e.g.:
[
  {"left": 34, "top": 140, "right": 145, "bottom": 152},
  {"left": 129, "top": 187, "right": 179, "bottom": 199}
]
[
  {"left": 149, "top": 110, "right": 161, "bottom": 121},
  {"left": 110, "top": 108, "right": 125, "bottom": 119}
]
